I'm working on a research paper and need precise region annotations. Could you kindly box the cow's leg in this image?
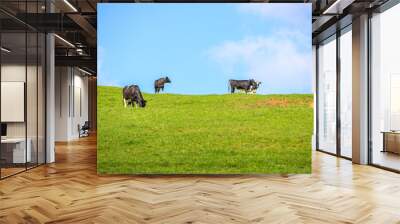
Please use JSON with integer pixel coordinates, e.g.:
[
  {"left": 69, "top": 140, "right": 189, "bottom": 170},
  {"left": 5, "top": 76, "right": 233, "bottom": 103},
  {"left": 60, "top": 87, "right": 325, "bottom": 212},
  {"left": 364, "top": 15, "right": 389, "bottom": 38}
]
[
  {"left": 245, "top": 87, "right": 251, "bottom": 94},
  {"left": 231, "top": 87, "right": 235, "bottom": 94},
  {"left": 123, "top": 98, "right": 127, "bottom": 108}
]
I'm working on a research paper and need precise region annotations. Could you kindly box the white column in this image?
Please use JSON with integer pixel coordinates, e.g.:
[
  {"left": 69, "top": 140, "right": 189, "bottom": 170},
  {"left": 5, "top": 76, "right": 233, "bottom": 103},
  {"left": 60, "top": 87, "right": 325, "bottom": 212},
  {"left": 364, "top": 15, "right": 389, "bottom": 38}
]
[
  {"left": 352, "top": 14, "right": 369, "bottom": 164},
  {"left": 46, "top": 32, "right": 55, "bottom": 163},
  {"left": 312, "top": 45, "right": 317, "bottom": 151}
]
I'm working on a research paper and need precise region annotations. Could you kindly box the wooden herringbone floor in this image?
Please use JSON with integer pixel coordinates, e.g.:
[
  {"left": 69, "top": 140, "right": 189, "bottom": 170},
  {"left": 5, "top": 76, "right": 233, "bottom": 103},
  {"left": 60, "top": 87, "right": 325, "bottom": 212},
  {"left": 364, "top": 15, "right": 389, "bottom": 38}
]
[{"left": 1, "top": 135, "right": 400, "bottom": 224}]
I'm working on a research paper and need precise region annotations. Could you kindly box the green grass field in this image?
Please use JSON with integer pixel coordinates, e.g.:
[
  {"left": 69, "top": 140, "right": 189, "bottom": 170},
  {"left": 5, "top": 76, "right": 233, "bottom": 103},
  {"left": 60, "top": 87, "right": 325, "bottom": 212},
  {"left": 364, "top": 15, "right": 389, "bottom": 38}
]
[{"left": 98, "top": 86, "right": 313, "bottom": 174}]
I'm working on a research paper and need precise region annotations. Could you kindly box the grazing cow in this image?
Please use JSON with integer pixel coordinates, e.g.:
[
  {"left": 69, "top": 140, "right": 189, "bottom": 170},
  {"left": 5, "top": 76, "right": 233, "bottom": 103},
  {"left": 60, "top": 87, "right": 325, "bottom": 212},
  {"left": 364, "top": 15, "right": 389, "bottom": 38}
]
[
  {"left": 229, "top": 79, "right": 257, "bottom": 94},
  {"left": 122, "top": 85, "right": 146, "bottom": 108},
  {"left": 154, "top": 76, "right": 171, "bottom": 93}
]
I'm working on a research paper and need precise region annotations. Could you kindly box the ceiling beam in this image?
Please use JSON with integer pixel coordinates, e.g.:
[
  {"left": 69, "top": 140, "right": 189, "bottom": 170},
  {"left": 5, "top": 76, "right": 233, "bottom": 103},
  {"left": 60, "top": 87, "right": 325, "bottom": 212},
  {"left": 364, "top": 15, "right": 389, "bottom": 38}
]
[
  {"left": 55, "top": 55, "right": 96, "bottom": 73},
  {"left": 323, "top": 0, "right": 356, "bottom": 14},
  {"left": 67, "top": 13, "right": 97, "bottom": 46}
]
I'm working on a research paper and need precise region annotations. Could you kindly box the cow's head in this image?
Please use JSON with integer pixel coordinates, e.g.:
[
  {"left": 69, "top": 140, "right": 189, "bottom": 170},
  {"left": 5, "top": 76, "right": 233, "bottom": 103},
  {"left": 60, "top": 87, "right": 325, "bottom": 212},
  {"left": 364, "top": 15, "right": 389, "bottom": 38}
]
[
  {"left": 139, "top": 100, "right": 147, "bottom": 108},
  {"left": 165, "top": 76, "right": 171, "bottom": 83},
  {"left": 250, "top": 81, "right": 261, "bottom": 92}
]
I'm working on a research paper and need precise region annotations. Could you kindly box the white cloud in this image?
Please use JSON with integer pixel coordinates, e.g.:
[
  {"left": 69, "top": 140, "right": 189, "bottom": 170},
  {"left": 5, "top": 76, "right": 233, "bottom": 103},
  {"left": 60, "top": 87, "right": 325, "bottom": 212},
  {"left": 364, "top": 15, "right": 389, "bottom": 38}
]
[
  {"left": 237, "top": 3, "right": 310, "bottom": 27},
  {"left": 207, "top": 32, "right": 312, "bottom": 94},
  {"left": 97, "top": 46, "right": 105, "bottom": 80},
  {"left": 98, "top": 46, "right": 122, "bottom": 87}
]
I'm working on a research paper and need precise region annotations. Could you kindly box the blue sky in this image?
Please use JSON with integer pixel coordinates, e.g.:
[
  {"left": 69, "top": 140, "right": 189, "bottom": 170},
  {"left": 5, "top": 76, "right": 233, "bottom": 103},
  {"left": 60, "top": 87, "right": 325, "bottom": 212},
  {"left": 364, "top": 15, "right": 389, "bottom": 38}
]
[{"left": 98, "top": 3, "right": 312, "bottom": 94}]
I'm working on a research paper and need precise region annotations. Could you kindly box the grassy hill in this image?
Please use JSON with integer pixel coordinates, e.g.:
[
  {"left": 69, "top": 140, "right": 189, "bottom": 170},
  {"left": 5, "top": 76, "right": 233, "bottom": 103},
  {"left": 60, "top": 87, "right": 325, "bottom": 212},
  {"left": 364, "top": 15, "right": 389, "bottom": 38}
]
[{"left": 98, "top": 86, "right": 313, "bottom": 174}]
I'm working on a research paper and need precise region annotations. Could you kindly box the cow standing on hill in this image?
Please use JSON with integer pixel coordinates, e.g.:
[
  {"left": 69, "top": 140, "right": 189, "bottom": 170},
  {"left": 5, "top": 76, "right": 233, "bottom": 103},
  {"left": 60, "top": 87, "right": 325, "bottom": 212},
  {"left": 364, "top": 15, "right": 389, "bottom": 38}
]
[
  {"left": 154, "top": 76, "right": 171, "bottom": 93},
  {"left": 229, "top": 79, "right": 258, "bottom": 94},
  {"left": 237, "top": 81, "right": 262, "bottom": 94},
  {"left": 122, "top": 85, "right": 146, "bottom": 108}
]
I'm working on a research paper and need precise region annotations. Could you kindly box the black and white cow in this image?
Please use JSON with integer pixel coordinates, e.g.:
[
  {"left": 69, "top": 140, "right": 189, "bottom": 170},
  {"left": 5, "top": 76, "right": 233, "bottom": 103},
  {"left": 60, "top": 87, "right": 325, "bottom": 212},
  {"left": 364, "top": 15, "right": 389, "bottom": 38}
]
[
  {"left": 229, "top": 79, "right": 258, "bottom": 94},
  {"left": 122, "top": 85, "right": 146, "bottom": 108},
  {"left": 237, "top": 81, "right": 262, "bottom": 94},
  {"left": 154, "top": 76, "right": 171, "bottom": 93}
]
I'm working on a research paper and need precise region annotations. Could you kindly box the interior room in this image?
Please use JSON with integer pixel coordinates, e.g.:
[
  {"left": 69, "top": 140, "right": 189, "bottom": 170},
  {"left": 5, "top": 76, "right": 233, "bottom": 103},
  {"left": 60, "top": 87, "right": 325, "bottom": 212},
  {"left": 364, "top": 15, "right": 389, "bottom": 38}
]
[
  {"left": 0, "top": 0, "right": 96, "bottom": 179},
  {"left": 0, "top": 12, "right": 46, "bottom": 178},
  {"left": 54, "top": 66, "right": 90, "bottom": 141},
  {"left": 370, "top": 2, "right": 400, "bottom": 171}
]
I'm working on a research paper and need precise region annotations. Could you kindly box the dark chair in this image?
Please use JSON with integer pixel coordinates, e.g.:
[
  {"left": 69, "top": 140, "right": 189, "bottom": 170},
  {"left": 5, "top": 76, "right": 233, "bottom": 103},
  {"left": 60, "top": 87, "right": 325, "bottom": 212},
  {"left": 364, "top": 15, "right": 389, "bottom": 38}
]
[{"left": 79, "top": 121, "right": 90, "bottom": 138}]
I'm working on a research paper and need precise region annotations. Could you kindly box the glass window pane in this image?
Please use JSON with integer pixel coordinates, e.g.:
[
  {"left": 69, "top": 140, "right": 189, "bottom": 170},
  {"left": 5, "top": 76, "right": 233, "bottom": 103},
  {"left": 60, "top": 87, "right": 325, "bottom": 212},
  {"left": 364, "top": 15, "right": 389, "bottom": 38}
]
[
  {"left": 318, "top": 37, "right": 337, "bottom": 154},
  {"left": 0, "top": 1, "right": 46, "bottom": 179},
  {"left": 371, "top": 4, "right": 400, "bottom": 171},
  {"left": 340, "top": 29, "right": 352, "bottom": 158},
  {"left": 1, "top": 31, "right": 27, "bottom": 177},
  {"left": 27, "top": 31, "right": 38, "bottom": 169}
]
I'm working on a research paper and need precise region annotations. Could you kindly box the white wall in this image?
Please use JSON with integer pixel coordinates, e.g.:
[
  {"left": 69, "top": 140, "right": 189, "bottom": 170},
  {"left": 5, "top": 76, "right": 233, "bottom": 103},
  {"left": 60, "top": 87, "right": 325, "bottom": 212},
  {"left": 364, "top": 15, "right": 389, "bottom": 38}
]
[
  {"left": 1, "top": 65, "right": 26, "bottom": 135},
  {"left": 1, "top": 65, "right": 39, "bottom": 138},
  {"left": 55, "top": 66, "right": 69, "bottom": 141},
  {"left": 72, "top": 72, "right": 89, "bottom": 138},
  {"left": 55, "top": 67, "right": 89, "bottom": 141},
  {"left": 1, "top": 63, "right": 46, "bottom": 164},
  {"left": 1, "top": 82, "right": 25, "bottom": 122}
]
